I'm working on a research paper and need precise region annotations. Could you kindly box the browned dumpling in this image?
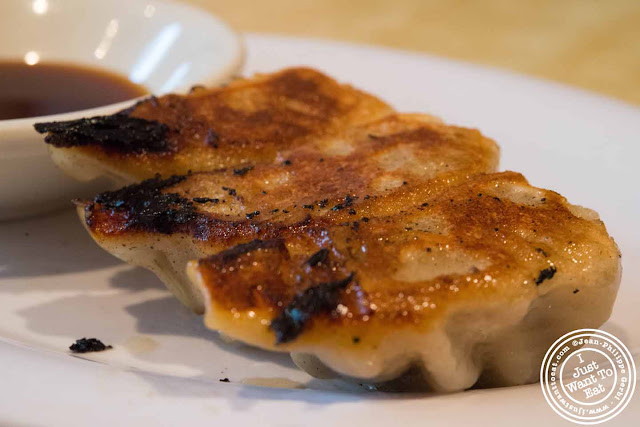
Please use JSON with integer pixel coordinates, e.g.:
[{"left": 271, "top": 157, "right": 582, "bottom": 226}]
[
  {"left": 35, "top": 67, "right": 393, "bottom": 183},
  {"left": 76, "top": 112, "right": 499, "bottom": 311},
  {"left": 36, "top": 67, "right": 619, "bottom": 392}
]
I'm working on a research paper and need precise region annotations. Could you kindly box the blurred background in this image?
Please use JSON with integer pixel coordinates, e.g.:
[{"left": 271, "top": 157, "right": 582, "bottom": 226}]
[{"left": 186, "top": 0, "right": 640, "bottom": 105}]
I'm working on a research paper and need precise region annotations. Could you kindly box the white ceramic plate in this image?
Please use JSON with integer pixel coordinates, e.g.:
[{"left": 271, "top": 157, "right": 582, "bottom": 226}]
[{"left": 1, "top": 34, "right": 638, "bottom": 426}]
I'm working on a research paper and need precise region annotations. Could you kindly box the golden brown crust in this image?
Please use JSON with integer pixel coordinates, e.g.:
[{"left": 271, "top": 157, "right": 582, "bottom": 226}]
[
  {"left": 36, "top": 66, "right": 621, "bottom": 388},
  {"left": 83, "top": 113, "right": 499, "bottom": 238},
  {"left": 78, "top": 108, "right": 503, "bottom": 344},
  {"left": 191, "top": 172, "right": 619, "bottom": 345},
  {"left": 78, "top": 116, "right": 616, "bottom": 346},
  {"left": 36, "top": 68, "right": 393, "bottom": 180}
]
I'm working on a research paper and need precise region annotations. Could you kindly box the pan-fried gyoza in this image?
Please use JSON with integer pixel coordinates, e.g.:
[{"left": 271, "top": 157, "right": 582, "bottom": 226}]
[{"left": 35, "top": 67, "right": 620, "bottom": 392}]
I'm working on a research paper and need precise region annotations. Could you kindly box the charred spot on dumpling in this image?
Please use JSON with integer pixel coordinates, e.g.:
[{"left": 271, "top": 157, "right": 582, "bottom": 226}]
[
  {"left": 192, "top": 197, "right": 219, "bottom": 204},
  {"left": 535, "top": 266, "right": 557, "bottom": 285},
  {"left": 211, "top": 239, "right": 287, "bottom": 264},
  {"left": 245, "top": 211, "right": 261, "bottom": 220},
  {"left": 34, "top": 113, "right": 170, "bottom": 154},
  {"left": 87, "top": 174, "right": 196, "bottom": 234},
  {"left": 306, "top": 248, "right": 329, "bottom": 267},
  {"left": 270, "top": 272, "right": 355, "bottom": 344},
  {"left": 233, "top": 165, "right": 254, "bottom": 176}
]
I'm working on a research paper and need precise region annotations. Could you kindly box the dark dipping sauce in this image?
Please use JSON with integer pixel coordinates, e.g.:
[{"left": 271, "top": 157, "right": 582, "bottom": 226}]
[{"left": 0, "top": 62, "right": 148, "bottom": 120}]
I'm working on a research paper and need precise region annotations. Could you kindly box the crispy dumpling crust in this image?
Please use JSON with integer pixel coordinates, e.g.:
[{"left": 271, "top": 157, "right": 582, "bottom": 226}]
[
  {"left": 37, "top": 67, "right": 620, "bottom": 391},
  {"left": 78, "top": 170, "right": 620, "bottom": 391},
  {"left": 193, "top": 171, "right": 620, "bottom": 337},
  {"left": 79, "top": 110, "right": 500, "bottom": 314},
  {"left": 36, "top": 67, "right": 393, "bottom": 182},
  {"left": 83, "top": 113, "right": 499, "bottom": 237}
]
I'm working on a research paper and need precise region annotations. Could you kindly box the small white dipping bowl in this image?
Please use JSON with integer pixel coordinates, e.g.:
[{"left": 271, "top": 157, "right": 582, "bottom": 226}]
[{"left": 0, "top": 0, "right": 244, "bottom": 220}]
